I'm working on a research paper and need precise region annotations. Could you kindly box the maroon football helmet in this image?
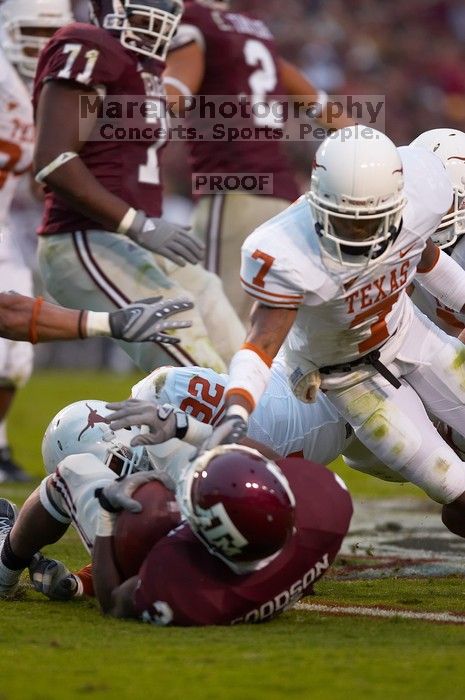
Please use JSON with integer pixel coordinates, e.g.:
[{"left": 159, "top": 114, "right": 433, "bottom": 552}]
[
  {"left": 180, "top": 445, "right": 296, "bottom": 573},
  {"left": 89, "top": 0, "right": 183, "bottom": 60}
]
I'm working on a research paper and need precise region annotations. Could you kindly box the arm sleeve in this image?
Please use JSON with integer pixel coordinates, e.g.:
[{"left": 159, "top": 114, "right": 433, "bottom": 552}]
[
  {"left": 168, "top": 5, "right": 208, "bottom": 52},
  {"left": 416, "top": 249, "right": 465, "bottom": 313},
  {"left": 169, "top": 23, "right": 206, "bottom": 52}
]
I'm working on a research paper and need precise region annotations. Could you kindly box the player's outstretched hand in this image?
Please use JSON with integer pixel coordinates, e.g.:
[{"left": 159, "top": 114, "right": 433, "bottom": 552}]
[
  {"left": 95, "top": 471, "right": 160, "bottom": 514},
  {"left": 127, "top": 211, "right": 205, "bottom": 266},
  {"left": 106, "top": 400, "right": 188, "bottom": 446},
  {"left": 29, "top": 553, "right": 82, "bottom": 601},
  {"left": 109, "top": 296, "right": 194, "bottom": 343},
  {"left": 199, "top": 412, "right": 248, "bottom": 453}
]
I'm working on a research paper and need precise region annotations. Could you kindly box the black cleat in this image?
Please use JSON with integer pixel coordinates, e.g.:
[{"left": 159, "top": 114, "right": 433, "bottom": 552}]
[
  {"left": 0, "top": 448, "right": 32, "bottom": 483},
  {"left": 0, "top": 499, "right": 20, "bottom": 598},
  {"left": 0, "top": 498, "right": 18, "bottom": 542}
]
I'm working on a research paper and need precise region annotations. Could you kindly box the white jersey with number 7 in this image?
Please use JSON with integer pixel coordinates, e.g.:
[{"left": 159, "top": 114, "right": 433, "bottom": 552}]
[{"left": 240, "top": 146, "right": 452, "bottom": 390}]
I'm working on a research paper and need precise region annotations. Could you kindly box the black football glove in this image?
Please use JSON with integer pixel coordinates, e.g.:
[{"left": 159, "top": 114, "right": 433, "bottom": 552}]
[{"left": 109, "top": 296, "right": 193, "bottom": 344}]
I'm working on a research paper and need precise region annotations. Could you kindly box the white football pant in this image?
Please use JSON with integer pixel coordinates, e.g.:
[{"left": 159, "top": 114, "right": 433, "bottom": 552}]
[
  {"left": 326, "top": 307, "right": 465, "bottom": 504},
  {"left": 38, "top": 231, "right": 244, "bottom": 373}
]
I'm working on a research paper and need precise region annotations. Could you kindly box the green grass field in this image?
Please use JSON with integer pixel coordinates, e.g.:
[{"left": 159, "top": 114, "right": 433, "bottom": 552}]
[{"left": 1, "top": 371, "right": 465, "bottom": 700}]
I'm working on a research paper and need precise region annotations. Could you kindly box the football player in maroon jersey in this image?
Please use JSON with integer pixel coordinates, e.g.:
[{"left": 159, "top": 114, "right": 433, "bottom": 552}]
[
  {"left": 33, "top": 0, "right": 245, "bottom": 375},
  {"left": 0, "top": 445, "right": 352, "bottom": 626},
  {"left": 163, "top": 0, "right": 354, "bottom": 322}
]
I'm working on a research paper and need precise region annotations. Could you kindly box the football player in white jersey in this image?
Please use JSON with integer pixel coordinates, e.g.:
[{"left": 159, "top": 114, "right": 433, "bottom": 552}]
[
  {"left": 201, "top": 125, "right": 465, "bottom": 540},
  {"left": 0, "top": 0, "right": 73, "bottom": 481},
  {"left": 126, "top": 360, "right": 352, "bottom": 484},
  {"left": 0, "top": 46, "right": 35, "bottom": 482},
  {"left": 410, "top": 128, "right": 465, "bottom": 338}
]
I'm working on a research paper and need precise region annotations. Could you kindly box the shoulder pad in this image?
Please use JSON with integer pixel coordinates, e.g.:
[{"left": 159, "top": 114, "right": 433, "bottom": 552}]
[
  {"left": 240, "top": 198, "right": 329, "bottom": 306},
  {"left": 399, "top": 145, "right": 453, "bottom": 238},
  {"left": 37, "top": 23, "right": 132, "bottom": 88}
]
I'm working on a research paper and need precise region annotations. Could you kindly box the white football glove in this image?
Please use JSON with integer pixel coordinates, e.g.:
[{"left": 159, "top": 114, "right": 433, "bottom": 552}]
[
  {"left": 105, "top": 400, "right": 188, "bottom": 446},
  {"left": 29, "top": 553, "right": 83, "bottom": 601},
  {"left": 127, "top": 211, "right": 204, "bottom": 267},
  {"left": 95, "top": 471, "right": 160, "bottom": 514}
]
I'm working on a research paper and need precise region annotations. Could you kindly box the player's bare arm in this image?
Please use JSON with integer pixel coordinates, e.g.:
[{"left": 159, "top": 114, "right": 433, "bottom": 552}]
[
  {"left": 92, "top": 534, "right": 138, "bottom": 617},
  {"left": 227, "top": 303, "right": 297, "bottom": 414},
  {"left": 163, "top": 42, "right": 205, "bottom": 111},
  {"left": 201, "top": 304, "right": 296, "bottom": 450},
  {"left": 0, "top": 293, "right": 81, "bottom": 342},
  {"left": 277, "top": 58, "right": 354, "bottom": 130},
  {"left": 93, "top": 473, "right": 160, "bottom": 617},
  {"left": 0, "top": 293, "right": 194, "bottom": 345},
  {"left": 34, "top": 82, "right": 203, "bottom": 266},
  {"left": 34, "top": 81, "right": 130, "bottom": 231},
  {"left": 417, "top": 237, "right": 465, "bottom": 315}
]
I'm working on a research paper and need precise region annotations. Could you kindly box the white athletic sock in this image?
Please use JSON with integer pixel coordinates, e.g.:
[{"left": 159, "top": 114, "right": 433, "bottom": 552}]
[
  {"left": 0, "top": 420, "right": 8, "bottom": 450},
  {"left": 0, "top": 541, "right": 22, "bottom": 596}
]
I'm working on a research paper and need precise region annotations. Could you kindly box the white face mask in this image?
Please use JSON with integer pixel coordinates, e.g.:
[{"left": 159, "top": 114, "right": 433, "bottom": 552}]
[{"left": 103, "top": 0, "right": 183, "bottom": 62}]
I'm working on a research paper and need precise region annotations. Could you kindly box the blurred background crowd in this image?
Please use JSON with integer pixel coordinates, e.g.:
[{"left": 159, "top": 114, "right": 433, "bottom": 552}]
[
  {"left": 165, "top": 0, "right": 465, "bottom": 211},
  {"left": 25, "top": 0, "right": 465, "bottom": 368}
]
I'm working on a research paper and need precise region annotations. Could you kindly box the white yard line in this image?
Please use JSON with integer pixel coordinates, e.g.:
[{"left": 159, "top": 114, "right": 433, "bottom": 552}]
[{"left": 297, "top": 602, "right": 465, "bottom": 624}]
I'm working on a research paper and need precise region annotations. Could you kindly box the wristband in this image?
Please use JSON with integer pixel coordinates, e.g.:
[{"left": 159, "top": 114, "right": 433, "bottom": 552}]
[
  {"left": 35, "top": 151, "right": 78, "bottom": 183},
  {"left": 416, "top": 249, "right": 465, "bottom": 312},
  {"left": 226, "top": 404, "right": 250, "bottom": 423},
  {"left": 225, "top": 345, "right": 272, "bottom": 413},
  {"left": 86, "top": 311, "right": 111, "bottom": 337},
  {"left": 117, "top": 207, "right": 138, "bottom": 235},
  {"left": 71, "top": 574, "right": 84, "bottom": 598},
  {"left": 184, "top": 415, "right": 213, "bottom": 447},
  {"left": 95, "top": 508, "right": 117, "bottom": 538},
  {"left": 78, "top": 310, "right": 86, "bottom": 339},
  {"left": 28, "top": 296, "right": 44, "bottom": 344}
]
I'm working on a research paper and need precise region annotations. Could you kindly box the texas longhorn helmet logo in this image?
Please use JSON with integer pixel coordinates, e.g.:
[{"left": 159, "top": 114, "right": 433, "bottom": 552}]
[
  {"left": 78, "top": 403, "right": 109, "bottom": 441},
  {"left": 312, "top": 158, "right": 327, "bottom": 171}
]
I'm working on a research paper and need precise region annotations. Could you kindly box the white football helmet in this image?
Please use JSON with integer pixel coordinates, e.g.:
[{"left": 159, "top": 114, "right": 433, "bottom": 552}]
[
  {"left": 97, "top": 0, "right": 184, "bottom": 62},
  {"left": 0, "top": 0, "right": 73, "bottom": 78},
  {"left": 410, "top": 129, "right": 465, "bottom": 250},
  {"left": 307, "top": 126, "right": 406, "bottom": 267},
  {"left": 42, "top": 400, "right": 150, "bottom": 476}
]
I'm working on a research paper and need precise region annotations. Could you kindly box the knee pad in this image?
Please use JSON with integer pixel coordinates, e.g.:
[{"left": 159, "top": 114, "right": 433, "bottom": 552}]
[
  {"left": 342, "top": 438, "right": 408, "bottom": 483},
  {"left": 39, "top": 475, "right": 72, "bottom": 525},
  {"left": 354, "top": 404, "right": 422, "bottom": 472}
]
